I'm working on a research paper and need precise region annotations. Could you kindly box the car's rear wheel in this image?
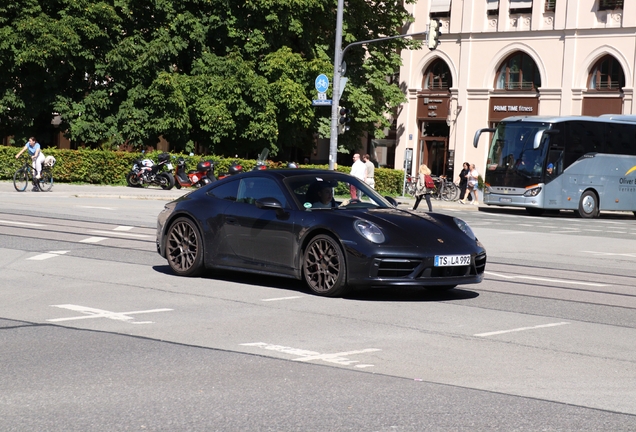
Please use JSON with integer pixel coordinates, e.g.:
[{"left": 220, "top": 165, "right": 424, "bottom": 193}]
[
  {"left": 303, "top": 234, "right": 348, "bottom": 297},
  {"left": 166, "top": 217, "right": 204, "bottom": 277}
]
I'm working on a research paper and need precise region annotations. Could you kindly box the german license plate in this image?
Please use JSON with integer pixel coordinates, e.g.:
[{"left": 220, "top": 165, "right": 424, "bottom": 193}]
[
  {"left": 434, "top": 255, "right": 470, "bottom": 267},
  {"left": 500, "top": 197, "right": 512, "bottom": 203}
]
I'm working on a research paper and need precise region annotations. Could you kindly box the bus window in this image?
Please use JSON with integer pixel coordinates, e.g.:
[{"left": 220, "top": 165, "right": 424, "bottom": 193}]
[{"left": 607, "top": 123, "right": 636, "bottom": 156}]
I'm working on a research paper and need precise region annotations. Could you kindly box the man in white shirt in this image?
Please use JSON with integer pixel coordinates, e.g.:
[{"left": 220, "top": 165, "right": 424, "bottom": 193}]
[{"left": 349, "top": 153, "right": 366, "bottom": 199}]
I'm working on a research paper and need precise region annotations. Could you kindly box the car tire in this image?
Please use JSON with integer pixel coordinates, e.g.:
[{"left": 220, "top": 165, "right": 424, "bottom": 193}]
[
  {"left": 166, "top": 217, "right": 204, "bottom": 277},
  {"left": 303, "top": 234, "right": 348, "bottom": 297},
  {"left": 577, "top": 190, "right": 599, "bottom": 218}
]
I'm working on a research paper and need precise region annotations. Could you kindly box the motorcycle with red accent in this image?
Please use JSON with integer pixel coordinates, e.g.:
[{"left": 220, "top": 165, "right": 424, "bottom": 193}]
[{"left": 173, "top": 156, "right": 216, "bottom": 189}]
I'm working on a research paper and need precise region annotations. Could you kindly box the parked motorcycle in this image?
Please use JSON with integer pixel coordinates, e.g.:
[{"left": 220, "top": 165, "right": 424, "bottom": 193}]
[
  {"left": 252, "top": 148, "right": 269, "bottom": 171},
  {"left": 126, "top": 152, "right": 175, "bottom": 190},
  {"left": 173, "top": 157, "right": 216, "bottom": 189},
  {"left": 217, "top": 160, "right": 244, "bottom": 180}
]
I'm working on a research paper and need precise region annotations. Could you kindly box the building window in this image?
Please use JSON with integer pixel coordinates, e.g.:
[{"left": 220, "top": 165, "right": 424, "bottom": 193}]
[
  {"left": 510, "top": 0, "right": 532, "bottom": 13},
  {"left": 495, "top": 52, "right": 541, "bottom": 91},
  {"left": 487, "top": 0, "right": 499, "bottom": 15},
  {"left": 430, "top": 0, "right": 452, "bottom": 18},
  {"left": 589, "top": 56, "right": 625, "bottom": 91},
  {"left": 545, "top": 0, "right": 556, "bottom": 11},
  {"left": 598, "top": 0, "right": 623, "bottom": 10},
  {"left": 423, "top": 60, "right": 452, "bottom": 90}
]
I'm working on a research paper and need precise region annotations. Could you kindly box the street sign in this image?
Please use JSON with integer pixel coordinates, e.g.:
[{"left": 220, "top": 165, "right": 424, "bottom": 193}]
[
  {"left": 312, "top": 99, "right": 333, "bottom": 106},
  {"left": 315, "top": 74, "right": 329, "bottom": 93}
]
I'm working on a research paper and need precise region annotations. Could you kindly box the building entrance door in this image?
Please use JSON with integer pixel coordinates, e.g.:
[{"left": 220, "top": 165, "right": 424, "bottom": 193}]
[{"left": 418, "top": 137, "right": 448, "bottom": 176}]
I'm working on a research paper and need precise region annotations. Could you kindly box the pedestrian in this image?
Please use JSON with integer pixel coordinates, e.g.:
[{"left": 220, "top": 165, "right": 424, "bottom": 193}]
[
  {"left": 412, "top": 164, "right": 433, "bottom": 212},
  {"left": 15, "top": 137, "right": 45, "bottom": 192},
  {"left": 457, "top": 162, "right": 472, "bottom": 202},
  {"left": 349, "top": 153, "right": 366, "bottom": 199},
  {"left": 362, "top": 154, "right": 375, "bottom": 189},
  {"left": 460, "top": 163, "right": 480, "bottom": 205}
]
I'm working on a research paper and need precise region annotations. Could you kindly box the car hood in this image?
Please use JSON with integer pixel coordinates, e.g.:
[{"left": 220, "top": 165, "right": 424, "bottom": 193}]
[{"left": 349, "top": 208, "right": 478, "bottom": 252}]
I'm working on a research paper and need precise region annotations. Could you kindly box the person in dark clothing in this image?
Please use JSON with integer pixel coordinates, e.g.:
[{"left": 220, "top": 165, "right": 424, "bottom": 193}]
[{"left": 457, "top": 162, "right": 471, "bottom": 202}]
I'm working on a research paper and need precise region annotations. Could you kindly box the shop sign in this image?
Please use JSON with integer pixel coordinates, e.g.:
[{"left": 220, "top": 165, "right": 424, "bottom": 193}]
[
  {"left": 417, "top": 94, "right": 450, "bottom": 120},
  {"left": 489, "top": 96, "right": 538, "bottom": 121}
]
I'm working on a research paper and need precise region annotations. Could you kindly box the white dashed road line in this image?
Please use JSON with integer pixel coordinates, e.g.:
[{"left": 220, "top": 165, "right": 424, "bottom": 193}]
[
  {"left": 485, "top": 271, "right": 608, "bottom": 287},
  {"left": 28, "top": 251, "right": 69, "bottom": 260},
  {"left": 474, "top": 322, "right": 570, "bottom": 337}
]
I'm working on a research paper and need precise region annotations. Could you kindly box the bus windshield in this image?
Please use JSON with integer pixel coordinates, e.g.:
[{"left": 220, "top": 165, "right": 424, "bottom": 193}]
[{"left": 485, "top": 121, "right": 551, "bottom": 188}]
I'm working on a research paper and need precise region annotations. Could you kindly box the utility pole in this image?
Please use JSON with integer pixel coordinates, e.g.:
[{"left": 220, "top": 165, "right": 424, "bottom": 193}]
[
  {"left": 328, "top": 0, "right": 345, "bottom": 170},
  {"left": 327, "top": 3, "right": 430, "bottom": 170}
]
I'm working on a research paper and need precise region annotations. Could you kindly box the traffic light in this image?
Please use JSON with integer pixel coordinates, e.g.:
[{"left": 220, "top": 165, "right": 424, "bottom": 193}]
[
  {"left": 338, "top": 106, "right": 351, "bottom": 134},
  {"left": 427, "top": 19, "right": 441, "bottom": 50}
]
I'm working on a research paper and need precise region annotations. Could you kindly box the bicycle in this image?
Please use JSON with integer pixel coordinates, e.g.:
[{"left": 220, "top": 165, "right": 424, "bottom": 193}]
[
  {"left": 13, "top": 156, "right": 54, "bottom": 192},
  {"left": 404, "top": 174, "right": 417, "bottom": 197},
  {"left": 430, "top": 175, "right": 460, "bottom": 201}
]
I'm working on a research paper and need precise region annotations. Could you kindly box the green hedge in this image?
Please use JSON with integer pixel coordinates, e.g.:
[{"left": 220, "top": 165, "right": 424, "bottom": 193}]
[{"left": 0, "top": 145, "right": 406, "bottom": 196}]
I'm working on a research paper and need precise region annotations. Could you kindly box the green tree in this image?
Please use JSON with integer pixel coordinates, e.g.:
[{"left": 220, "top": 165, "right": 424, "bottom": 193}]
[{"left": 0, "top": 0, "right": 418, "bottom": 159}]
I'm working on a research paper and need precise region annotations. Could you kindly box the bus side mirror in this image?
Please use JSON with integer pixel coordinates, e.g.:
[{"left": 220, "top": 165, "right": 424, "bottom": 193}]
[
  {"left": 473, "top": 128, "right": 496, "bottom": 148},
  {"left": 533, "top": 129, "right": 560, "bottom": 149}
]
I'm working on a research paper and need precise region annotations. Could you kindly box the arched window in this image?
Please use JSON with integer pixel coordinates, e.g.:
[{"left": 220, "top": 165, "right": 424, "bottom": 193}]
[
  {"left": 495, "top": 52, "right": 541, "bottom": 90},
  {"left": 588, "top": 55, "right": 625, "bottom": 91},
  {"left": 422, "top": 60, "right": 452, "bottom": 90}
]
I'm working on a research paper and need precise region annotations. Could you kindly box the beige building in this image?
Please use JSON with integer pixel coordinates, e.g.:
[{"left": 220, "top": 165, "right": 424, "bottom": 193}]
[{"left": 395, "top": 0, "right": 636, "bottom": 180}]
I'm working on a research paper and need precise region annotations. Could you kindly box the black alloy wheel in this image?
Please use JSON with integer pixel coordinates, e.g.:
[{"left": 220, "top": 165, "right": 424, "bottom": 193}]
[
  {"left": 303, "top": 234, "right": 347, "bottom": 297},
  {"left": 166, "top": 217, "right": 204, "bottom": 277}
]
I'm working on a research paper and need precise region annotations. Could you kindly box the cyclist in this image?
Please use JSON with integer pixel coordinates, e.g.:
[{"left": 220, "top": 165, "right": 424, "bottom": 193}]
[{"left": 15, "top": 137, "right": 45, "bottom": 192}]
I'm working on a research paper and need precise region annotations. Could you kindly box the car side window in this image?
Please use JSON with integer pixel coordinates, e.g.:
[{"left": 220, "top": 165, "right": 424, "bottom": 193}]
[
  {"left": 207, "top": 179, "right": 239, "bottom": 201},
  {"left": 236, "top": 177, "right": 288, "bottom": 208}
]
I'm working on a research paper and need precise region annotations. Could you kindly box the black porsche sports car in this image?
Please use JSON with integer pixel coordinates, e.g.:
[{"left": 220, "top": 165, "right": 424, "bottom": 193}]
[{"left": 156, "top": 169, "right": 486, "bottom": 297}]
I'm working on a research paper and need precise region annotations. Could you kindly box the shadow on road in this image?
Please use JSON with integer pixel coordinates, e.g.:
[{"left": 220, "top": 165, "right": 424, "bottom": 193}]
[{"left": 153, "top": 265, "right": 480, "bottom": 302}]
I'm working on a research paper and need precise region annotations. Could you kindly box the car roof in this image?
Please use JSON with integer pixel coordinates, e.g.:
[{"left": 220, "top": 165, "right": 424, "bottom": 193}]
[{"left": 230, "top": 168, "right": 351, "bottom": 180}]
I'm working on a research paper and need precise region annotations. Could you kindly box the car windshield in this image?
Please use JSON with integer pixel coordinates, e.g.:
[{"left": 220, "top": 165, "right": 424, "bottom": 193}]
[{"left": 285, "top": 174, "right": 392, "bottom": 210}]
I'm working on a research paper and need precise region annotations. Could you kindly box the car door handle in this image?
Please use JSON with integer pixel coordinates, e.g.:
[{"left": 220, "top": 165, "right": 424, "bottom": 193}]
[{"left": 226, "top": 216, "right": 237, "bottom": 225}]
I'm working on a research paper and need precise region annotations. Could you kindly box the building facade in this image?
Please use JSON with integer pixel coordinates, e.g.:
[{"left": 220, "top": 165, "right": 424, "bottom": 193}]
[{"left": 396, "top": 0, "right": 636, "bottom": 180}]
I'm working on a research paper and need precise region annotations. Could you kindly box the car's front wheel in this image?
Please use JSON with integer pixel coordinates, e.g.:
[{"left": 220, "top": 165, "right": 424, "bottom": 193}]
[
  {"left": 166, "top": 217, "right": 204, "bottom": 277},
  {"left": 303, "top": 234, "right": 348, "bottom": 297}
]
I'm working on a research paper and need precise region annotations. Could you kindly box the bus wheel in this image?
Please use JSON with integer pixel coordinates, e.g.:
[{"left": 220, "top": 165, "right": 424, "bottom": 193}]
[{"left": 577, "top": 191, "right": 599, "bottom": 218}]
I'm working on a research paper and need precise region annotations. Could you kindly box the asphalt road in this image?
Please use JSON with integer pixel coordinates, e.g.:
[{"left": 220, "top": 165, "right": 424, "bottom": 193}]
[{"left": 1, "top": 182, "right": 635, "bottom": 431}]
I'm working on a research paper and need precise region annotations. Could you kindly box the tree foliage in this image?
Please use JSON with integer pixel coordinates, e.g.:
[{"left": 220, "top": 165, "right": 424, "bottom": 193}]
[{"left": 0, "top": 0, "right": 418, "bottom": 158}]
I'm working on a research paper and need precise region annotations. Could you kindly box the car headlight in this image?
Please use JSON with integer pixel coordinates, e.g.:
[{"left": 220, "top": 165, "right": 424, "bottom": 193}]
[
  {"left": 354, "top": 220, "right": 385, "bottom": 244},
  {"left": 453, "top": 217, "right": 476, "bottom": 241}
]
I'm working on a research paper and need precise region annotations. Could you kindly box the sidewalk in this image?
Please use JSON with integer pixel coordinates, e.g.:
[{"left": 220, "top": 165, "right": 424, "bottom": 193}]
[{"left": 2, "top": 181, "right": 478, "bottom": 210}]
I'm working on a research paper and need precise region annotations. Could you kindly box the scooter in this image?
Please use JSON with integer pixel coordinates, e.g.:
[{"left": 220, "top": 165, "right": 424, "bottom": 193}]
[
  {"left": 252, "top": 148, "right": 269, "bottom": 171},
  {"left": 217, "top": 160, "right": 244, "bottom": 180},
  {"left": 173, "top": 157, "right": 216, "bottom": 189},
  {"left": 126, "top": 152, "right": 175, "bottom": 190}
]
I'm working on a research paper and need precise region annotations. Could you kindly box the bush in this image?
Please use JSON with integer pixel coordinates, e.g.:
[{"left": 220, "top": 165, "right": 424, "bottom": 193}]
[{"left": 0, "top": 145, "right": 407, "bottom": 196}]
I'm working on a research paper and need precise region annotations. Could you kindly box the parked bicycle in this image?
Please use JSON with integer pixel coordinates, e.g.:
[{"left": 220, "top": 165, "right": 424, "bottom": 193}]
[
  {"left": 14, "top": 155, "right": 55, "bottom": 192},
  {"left": 430, "top": 175, "right": 460, "bottom": 201},
  {"left": 404, "top": 174, "right": 417, "bottom": 197}
]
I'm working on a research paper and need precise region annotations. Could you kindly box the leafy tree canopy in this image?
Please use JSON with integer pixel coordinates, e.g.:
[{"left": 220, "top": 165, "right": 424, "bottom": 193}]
[{"left": 0, "top": 0, "right": 419, "bottom": 159}]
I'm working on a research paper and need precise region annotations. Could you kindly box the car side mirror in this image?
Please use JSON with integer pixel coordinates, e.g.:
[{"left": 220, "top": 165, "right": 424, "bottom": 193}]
[
  {"left": 384, "top": 196, "right": 398, "bottom": 207},
  {"left": 255, "top": 197, "right": 286, "bottom": 217}
]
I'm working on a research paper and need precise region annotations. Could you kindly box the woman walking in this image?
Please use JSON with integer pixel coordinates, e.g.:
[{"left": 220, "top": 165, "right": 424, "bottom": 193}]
[
  {"left": 411, "top": 164, "right": 433, "bottom": 212},
  {"left": 460, "top": 164, "right": 479, "bottom": 205},
  {"left": 457, "top": 162, "right": 471, "bottom": 203}
]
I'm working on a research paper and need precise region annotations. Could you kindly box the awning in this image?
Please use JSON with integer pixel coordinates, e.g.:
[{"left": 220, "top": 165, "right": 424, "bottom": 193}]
[
  {"left": 487, "top": 0, "right": 500, "bottom": 11},
  {"left": 430, "top": 0, "right": 452, "bottom": 14}
]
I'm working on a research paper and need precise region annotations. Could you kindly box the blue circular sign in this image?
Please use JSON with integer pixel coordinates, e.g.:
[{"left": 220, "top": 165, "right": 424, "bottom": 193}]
[{"left": 315, "top": 74, "right": 329, "bottom": 93}]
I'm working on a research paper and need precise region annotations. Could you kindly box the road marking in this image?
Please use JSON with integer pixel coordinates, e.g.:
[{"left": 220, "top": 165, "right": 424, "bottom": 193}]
[
  {"left": 28, "top": 250, "right": 69, "bottom": 260},
  {"left": 48, "top": 304, "right": 172, "bottom": 324},
  {"left": 89, "top": 230, "right": 152, "bottom": 238},
  {"left": 0, "top": 219, "right": 45, "bottom": 227},
  {"left": 114, "top": 226, "right": 134, "bottom": 231},
  {"left": 583, "top": 251, "right": 636, "bottom": 258},
  {"left": 77, "top": 205, "right": 115, "bottom": 210},
  {"left": 240, "top": 342, "right": 380, "bottom": 367},
  {"left": 262, "top": 296, "right": 302, "bottom": 302},
  {"left": 485, "top": 271, "right": 608, "bottom": 287},
  {"left": 79, "top": 237, "right": 108, "bottom": 243},
  {"left": 474, "top": 322, "right": 570, "bottom": 337}
]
